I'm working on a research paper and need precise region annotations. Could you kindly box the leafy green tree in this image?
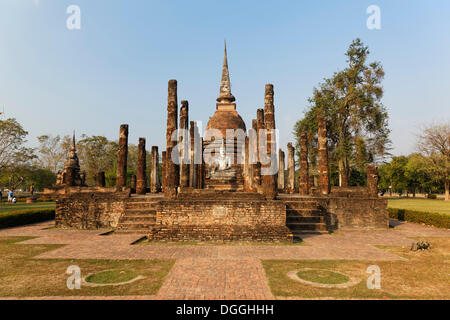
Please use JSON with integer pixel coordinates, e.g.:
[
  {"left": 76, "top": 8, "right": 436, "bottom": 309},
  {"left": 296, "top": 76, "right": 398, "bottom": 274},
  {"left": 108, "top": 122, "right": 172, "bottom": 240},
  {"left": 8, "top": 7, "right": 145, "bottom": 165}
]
[
  {"left": 0, "top": 165, "right": 56, "bottom": 192},
  {"left": 0, "top": 117, "right": 36, "bottom": 191},
  {"left": 389, "top": 156, "right": 409, "bottom": 195},
  {"left": 378, "top": 162, "right": 391, "bottom": 195},
  {"left": 0, "top": 118, "right": 35, "bottom": 170},
  {"left": 25, "top": 167, "right": 56, "bottom": 190},
  {"left": 405, "top": 153, "right": 430, "bottom": 197},
  {"left": 77, "top": 135, "right": 118, "bottom": 185},
  {"left": 378, "top": 153, "right": 445, "bottom": 197},
  {"left": 294, "top": 39, "right": 391, "bottom": 186}
]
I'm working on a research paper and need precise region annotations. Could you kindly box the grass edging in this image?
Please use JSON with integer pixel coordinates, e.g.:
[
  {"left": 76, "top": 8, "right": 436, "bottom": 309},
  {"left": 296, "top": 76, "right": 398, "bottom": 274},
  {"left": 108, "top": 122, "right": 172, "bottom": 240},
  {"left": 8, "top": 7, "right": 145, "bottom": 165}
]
[
  {"left": 0, "top": 209, "right": 55, "bottom": 229},
  {"left": 388, "top": 208, "right": 450, "bottom": 229}
]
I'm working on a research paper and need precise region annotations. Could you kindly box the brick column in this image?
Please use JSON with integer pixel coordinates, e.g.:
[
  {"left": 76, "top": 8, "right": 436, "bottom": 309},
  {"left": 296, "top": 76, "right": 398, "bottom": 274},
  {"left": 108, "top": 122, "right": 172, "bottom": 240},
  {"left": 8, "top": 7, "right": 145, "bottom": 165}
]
[
  {"left": 198, "top": 137, "right": 204, "bottom": 189},
  {"left": 309, "top": 175, "right": 315, "bottom": 189},
  {"left": 299, "top": 131, "right": 310, "bottom": 195},
  {"left": 96, "top": 171, "right": 105, "bottom": 187},
  {"left": 131, "top": 175, "right": 137, "bottom": 193},
  {"left": 165, "top": 80, "right": 179, "bottom": 197},
  {"left": 247, "top": 122, "right": 255, "bottom": 192},
  {"left": 367, "top": 164, "right": 379, "bottom": 197},
  {"left": 256, "top": 109, "right": 265, "bottom": 161},
  {"left": 243, "top": 136, "right": 251, "bottom": 191},
  {"left": 251, "top": 119, "right": 261, "bottom": 190},
  {"left": 189, "top": 121, "right": 195, "bottom": 188},
  {"left": 278, "top": 149, "right": 285, "bottom": 191},
  {"left": 318, "top": 112, "right": 330, "bottom": 195},
  {"left": 161, "top": 151, "right": 166, "bottom": 193},
  {"left": 136, "top": 138, "right": 147, "bottom": 194},
  {"left": 116, "top": 124, "right": 128, "bottom": 189},
  {"left": 197, "top": 127, "right": 204, "bottom": 189},
  {"left": 150, "top": 146, "right": 160, "bottom": 193},
  {"left": 262, "top": 84, "right": 277, "bottom": 200},
  {"left": 264, "top": 85, "right": 275, "bottom": 129},
  {"left": 179, "top": 100, "right": 189, "bottom": 188},
  {"left": 287, "top": 142, "right": 295, "bottom": 193}
]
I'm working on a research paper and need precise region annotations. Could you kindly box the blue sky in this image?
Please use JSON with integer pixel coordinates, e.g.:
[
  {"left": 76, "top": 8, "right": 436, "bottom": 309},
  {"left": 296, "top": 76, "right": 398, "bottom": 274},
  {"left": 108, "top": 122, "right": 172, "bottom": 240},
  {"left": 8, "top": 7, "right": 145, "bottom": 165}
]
[{"left": 0, "top": 0, "right": 449, "bottom": 156}]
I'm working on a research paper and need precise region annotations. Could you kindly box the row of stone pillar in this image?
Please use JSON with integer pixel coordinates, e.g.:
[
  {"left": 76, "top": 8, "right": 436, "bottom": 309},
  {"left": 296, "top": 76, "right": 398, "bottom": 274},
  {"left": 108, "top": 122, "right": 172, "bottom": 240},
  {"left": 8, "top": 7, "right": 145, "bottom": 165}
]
[
  {"left": 114, "top": 124, "right": 161, "bottom": 194},
  {"left": 242, "top": 84, "right": 278, "bottom": 199},
  {"left": 277, "top": 111, "right": 330, "bottom": 195},
  {"left": 277, "top": 111, "right": 378, "bottom": 197},
  {"left": 163, "top": 80, "right": 204, "bottom": 197}
]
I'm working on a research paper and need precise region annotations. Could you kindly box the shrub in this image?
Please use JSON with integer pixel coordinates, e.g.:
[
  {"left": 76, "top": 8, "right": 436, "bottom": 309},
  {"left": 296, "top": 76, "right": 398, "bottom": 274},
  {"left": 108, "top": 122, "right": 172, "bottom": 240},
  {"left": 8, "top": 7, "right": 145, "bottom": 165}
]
[
  {"left": 0, "top": 209, "right": 55, "bottom": 229},
  {"left": 389, "top": 208, "right": 450, "bottom": 229},
  {"left": 427, "top": 194, "right": 437, "bottom": 199}
]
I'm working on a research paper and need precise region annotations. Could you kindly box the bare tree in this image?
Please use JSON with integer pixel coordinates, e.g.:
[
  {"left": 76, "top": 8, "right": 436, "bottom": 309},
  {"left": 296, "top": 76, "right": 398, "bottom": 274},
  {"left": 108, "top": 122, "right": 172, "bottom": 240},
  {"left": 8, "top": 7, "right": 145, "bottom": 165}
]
[
  {"left": 37, "top": 134, "right": 71, "bottom": 173},
  {"left": 417, "top": 120, "right": 450, "bottom": 201}
]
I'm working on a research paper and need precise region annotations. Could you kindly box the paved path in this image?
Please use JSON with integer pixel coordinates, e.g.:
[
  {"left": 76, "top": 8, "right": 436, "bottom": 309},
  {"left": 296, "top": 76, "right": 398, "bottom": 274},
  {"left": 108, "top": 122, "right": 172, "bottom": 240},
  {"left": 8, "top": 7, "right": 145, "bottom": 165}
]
[
  {"left": 1, "top": 220, "right": 449, "bottom": 300},
  {"left": 158, "top": 258, "right": 274, "bottom": 300}
]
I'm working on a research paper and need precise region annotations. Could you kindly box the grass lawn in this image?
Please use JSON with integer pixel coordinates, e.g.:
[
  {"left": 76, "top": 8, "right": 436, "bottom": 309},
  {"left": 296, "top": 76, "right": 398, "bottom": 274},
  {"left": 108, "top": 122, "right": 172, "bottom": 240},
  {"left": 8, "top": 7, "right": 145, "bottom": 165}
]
[
  {"left": 388, "top": 198, "right": 450, "bottom": 215},
  {"left": 0, "top": 202, "right": 55, "bottom": 214},
  {"left": 263, "top": 237, "right": 450, "bottom": 299},
  {"left": 296, "top": 269, "right": 350, "bottom": 285},
  {"left": 85, "top": 270, "right": 138, "bottom": 284},
  {"left": 0, "top": 236, "right": 174, "bottom": 297}
]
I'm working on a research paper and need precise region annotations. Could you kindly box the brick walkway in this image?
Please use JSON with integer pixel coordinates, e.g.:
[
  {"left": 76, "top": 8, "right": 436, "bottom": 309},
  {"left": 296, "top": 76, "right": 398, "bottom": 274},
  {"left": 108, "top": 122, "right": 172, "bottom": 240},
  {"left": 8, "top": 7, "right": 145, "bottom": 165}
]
[
  {"left": 158, "top": 258, "right": 274, "bottom": 300},
  {"left": 0, "top": 220, "right": 448, "bottom": 300}
]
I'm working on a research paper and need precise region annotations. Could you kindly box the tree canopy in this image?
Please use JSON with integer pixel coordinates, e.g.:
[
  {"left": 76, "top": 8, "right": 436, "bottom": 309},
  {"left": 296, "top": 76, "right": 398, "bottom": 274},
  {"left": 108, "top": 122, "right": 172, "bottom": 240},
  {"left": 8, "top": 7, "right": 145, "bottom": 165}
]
[
  {"left": 0, "top": 118, "right": 35, "bottom": 170},
  {"left": 294, "top": 38, "right": 391, "bottom": 187}
]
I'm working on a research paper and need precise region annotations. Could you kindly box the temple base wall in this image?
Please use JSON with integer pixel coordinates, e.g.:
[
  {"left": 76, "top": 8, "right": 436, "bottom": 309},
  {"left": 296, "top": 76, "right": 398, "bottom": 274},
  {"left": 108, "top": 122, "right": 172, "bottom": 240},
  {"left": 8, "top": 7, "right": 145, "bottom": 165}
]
[
  {"left": 55, "top": 187, "right": 130, "bottom": 229},
  {"left": 148, "top": 225, "right": 292, "bottom": 242},
  {"left": 149, "top": 198, "right": 292, "bottom": 242},
  {"left": 325, "top": 187, "right": 388, "bottom": 230},
  {"left": 53, "top": 187, "right": 387, "bottom": 238},
  {"left": 324, "top": 197, "right": 389, "bottom": 231}
]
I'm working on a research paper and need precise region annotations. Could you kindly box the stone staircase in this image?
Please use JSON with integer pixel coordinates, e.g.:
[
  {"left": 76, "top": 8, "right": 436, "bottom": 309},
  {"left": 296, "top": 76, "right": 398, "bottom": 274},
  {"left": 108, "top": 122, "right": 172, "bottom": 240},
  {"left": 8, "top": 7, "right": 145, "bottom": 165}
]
[
  {"left": 284, "top": 199, "right": 328, "bottom": 239},
  {"left": 115, "top": 195, "right": 162, "bottom": 234}
]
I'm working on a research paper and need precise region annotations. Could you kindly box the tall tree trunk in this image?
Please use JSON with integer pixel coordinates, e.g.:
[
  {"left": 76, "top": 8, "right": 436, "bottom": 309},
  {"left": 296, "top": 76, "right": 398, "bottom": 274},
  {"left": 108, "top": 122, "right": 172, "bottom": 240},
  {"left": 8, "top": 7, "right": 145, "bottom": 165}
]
[
  {"left": 337, "top": 124, "right": 349, "bottom": 187},
  {"left": 339, "top": 157, "right": 349, "bottom": 187}
]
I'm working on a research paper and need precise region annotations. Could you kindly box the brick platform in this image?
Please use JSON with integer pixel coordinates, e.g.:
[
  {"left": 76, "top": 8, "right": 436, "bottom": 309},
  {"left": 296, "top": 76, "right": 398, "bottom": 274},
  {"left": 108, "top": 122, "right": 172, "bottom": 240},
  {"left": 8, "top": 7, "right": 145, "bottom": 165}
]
[{"left": 55, "top": 188, "right": 389, "bottom": 242}]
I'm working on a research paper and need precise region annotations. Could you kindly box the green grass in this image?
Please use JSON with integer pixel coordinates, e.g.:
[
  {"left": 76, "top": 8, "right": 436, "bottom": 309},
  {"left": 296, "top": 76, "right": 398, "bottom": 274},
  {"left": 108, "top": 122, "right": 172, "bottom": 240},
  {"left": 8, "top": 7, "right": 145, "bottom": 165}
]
[
  {"left": 0, "top": 202, "right": 55, "bottom": 214},
  {"left": 263, "top": 237, "right": 450, "bottom": 299},
  {"left": 297, "top": 269, "right": 350, "bottom": 285},
  {"left": 85, "top": 270, "right": 138, "bottom": 284},
  {"left": 0, "top": 236, "right": 175, "bottom": 297},
  {"left": 388, "top": 199, "right": 450, "bottom": 215}
]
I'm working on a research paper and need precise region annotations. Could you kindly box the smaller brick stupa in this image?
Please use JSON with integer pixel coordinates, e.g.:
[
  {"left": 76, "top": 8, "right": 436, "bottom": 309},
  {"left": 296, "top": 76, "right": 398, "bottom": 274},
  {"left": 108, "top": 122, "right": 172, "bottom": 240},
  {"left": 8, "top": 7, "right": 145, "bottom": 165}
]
[{"left": 56, "top": 133, "right": 86, "bottom": 187}]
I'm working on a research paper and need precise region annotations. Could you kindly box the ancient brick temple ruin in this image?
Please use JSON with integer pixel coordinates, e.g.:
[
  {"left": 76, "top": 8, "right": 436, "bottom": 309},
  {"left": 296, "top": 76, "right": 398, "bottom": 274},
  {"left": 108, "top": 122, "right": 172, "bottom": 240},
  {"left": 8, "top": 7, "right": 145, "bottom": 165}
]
[
  {"left": 53, "top": 43, "right": 388, "bottom": 242},
  {"left": 55, "top": 133, "right": 86, "bottom": 187}
]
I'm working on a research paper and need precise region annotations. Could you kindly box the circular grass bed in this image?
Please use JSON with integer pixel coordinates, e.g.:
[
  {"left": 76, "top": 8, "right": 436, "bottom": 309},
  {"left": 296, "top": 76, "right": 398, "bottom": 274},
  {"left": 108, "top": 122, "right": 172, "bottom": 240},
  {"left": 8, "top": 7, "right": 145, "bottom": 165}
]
[
  {"left": 85, "top": 270, "right": 138, "bottom": 285},
  {"left": 296, "top": 269, "right": 350, "bottom": 285}
]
